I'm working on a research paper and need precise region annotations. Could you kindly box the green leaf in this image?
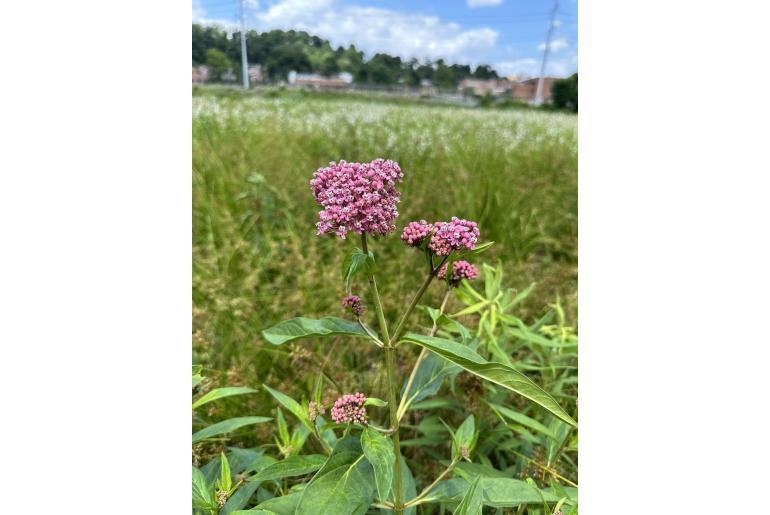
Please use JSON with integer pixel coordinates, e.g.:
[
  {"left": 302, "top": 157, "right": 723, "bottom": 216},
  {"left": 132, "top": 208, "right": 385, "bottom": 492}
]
[
  {"left": 364, "top": 397, "right": 388, "bottom": 407},
  {"left": 295, "top": 436, "right": 375, "bottom": 515},
  {"left": 192, "top": 374, "right": 204, "bottom": 389},
  {"left": 263, "top": 385, "right": 313, "bottom": 431},
  {"left": 361, "top": 427, "right": 395, "bottom": 502},
  {"left": 192, "top": 466, "right": 216, "bottom": 510},
  {"left": 488, "top": 403, "right": 558, "bottom": 440},
  {"left": 230, "top": 509, "right": 277, "bottom": 515},
  {"left": 454, "top": 475, "right": 483, "bottom": 515},
  {"left": 399, "top": 350, "right": 461, "bottom": 413},
  {"left": 342, "top": 247, "right": 375, "bottom": 292},
  {"left": 275, "top": 408, "right": 289, "bottom": 445},
  {"left": 220, "top": 452, "right": 233, "bottom": 492},
  {"left": 417, "top": 477, "right": 575, "bottom": 508},
  {"left": 252, "top": 492, "right": 302, "bottom": 515},
  {"left": 400, "top": 333, "right": 576, "bottom": 427},
  {"left": 262, "top": 316, "right": 369, "bottom": 345},
  {"left": 247, "top": 454, "right": 327, "bottom": 482},
  {"left": 192, "top": 416, "right": 272, "bottom": 444},
  {"left": 379, "top": 454, "right": 417, "bottom": 515},
  {"left": 316, "top": 415, "right": 338, "bottom": 449},
  {"left": 454, "top": 415, "right": 477, "bottom": 460},
  {"left": 457, "top": 241, "right": 495, "bottom": 257},
  {"left": 481, "top": 478, "right": 576, "bottom": 508},
  {"left": 192, "top": 386, "right": 258, "bottom": 410},
  {"left": 222, "top": 481, "right": 261, "bottom": 514}
]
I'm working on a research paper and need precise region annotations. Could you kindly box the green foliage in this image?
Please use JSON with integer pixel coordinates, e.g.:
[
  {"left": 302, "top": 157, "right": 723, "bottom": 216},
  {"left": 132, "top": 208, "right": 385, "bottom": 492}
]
[
  {"left": 401, "top": 333, "right": 576, "bottom": 426},
  {"left": 361, "top": 427, "right": 396, "bottom": 502},
  {"left": 192, "top": 416, "right": 272, "bottom": 444},
  {"left": 192, "top": 92, "right": 577, "bottom": 514},
  {"left": 262, "top": 317, "right": 369, "bottom": 345},
  {"left": 192, "top": 24, "right": 500, "bottom": 86},
  {"left": 205, "top": 48, "right": 231, "bottom": 80},
  {"left": 552, "top": 73, "right": 578, "bottom": 112},
  {"left": 295, "top": 436, "right": 376, "bottom": 514}
]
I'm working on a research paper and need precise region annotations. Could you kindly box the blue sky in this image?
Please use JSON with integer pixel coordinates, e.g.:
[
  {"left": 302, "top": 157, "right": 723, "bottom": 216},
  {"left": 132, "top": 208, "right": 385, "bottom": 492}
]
[{"left": 192, "top": 0, "right": 578, "bottom": 78}]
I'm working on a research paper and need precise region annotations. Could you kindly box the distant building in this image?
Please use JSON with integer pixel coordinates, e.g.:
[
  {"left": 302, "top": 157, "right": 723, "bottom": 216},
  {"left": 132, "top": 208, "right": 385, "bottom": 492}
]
[
  {"left": 419, "top": 79, "right": 436, "bottom": 97},
  {"left": 458, "top": 78, "right": 512, "bottom": 97},
  {"left": 288, "top": 71, "right": 352, "bottom": 90},
  {"left": 221, "top": 69, "right": 237, "bottom": 82},
  {"left": 511, "top": 77, "right": 557, "bottom": 102},
  {"left": 248, "top": 65, "right": 263, "bottom": 84},
  {"left": 192, "top": 65, "right": 210, "bottom": 84}
]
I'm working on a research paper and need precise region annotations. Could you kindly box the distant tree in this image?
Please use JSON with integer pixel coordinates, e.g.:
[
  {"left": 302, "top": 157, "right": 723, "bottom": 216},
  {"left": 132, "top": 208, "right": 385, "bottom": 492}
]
[
  {"left": 472, "top": 64, "right": 498, "bottom": 79},
  {"left": 434, "top": 60, "right": 457, "bottom": 90},
  {"left": 264, "top": 44, "right": 311, "bottom": 80},
  {"left": 552, "top": 73, "right": 578, "bottom": 112},
  {"left": 205, "top": 48, "right": 231, "bottom": 80},
  {"left": 191, "top": 24, "right": 504, "bottom": 86}
]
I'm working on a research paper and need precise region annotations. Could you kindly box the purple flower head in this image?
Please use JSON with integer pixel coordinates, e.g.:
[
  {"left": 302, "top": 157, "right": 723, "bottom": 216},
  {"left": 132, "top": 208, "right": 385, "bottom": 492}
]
[
  {"left": 310, "top": 159, "right": 404, "bottom": 239},
  {"left": 330, "top": 392, "right": 368, "bottom": 424},
  {"left": 401, "top": 220, "right": 434, "bottom": 247},
  {"left": 428, "top": 217, "right": 480, "bottom": 256},
  {"left": 437, "top": 260, "right": 479, "bottom": 286},
  {"left": 342, "top": 294, "right": 365, "bottom": 317}
]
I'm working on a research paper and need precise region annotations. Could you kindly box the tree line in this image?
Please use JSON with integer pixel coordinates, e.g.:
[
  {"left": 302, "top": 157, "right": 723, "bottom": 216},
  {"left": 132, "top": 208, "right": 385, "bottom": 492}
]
[{"left": 192, "top": 24, "right": 500, "bottom": 88}]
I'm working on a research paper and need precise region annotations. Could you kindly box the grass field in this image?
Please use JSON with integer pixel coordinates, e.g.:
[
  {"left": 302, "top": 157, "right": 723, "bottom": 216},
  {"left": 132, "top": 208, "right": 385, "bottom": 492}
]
[{"left": 192, "top": 84, "right": 576, "bottom": 395}]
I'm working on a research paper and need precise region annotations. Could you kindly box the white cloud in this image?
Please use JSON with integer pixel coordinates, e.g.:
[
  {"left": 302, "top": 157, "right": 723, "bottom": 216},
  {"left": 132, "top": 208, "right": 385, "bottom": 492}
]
[
  {"left": 467, "top": 0, "right": 503, "bottom": 7},
  {"left": 495, "top": 56, "right": 575, "bottom": 78},
  {"left": 538, "top": 37, "right": 568, "bottom": 52},
  {"left": 256, "top": 0, "right": 499, "bottom": 64}
]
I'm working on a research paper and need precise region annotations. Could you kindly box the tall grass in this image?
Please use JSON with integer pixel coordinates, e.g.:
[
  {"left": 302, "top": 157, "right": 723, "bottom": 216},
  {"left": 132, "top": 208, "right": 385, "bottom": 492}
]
[{"left": 192, "top": 87, "right": 577, "bottom": 387}]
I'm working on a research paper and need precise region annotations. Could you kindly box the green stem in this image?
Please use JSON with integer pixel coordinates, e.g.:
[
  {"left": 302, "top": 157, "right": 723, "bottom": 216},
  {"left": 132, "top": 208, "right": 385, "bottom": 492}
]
[
  {"left": 391, "top": 271, "right": 436, "bottom": 345},
  {"left": 361, "top": 234, "right": 391, "bottom": 344},
  {"left": 405, "top": 459, "right": 458, "bottom": 508},
  {"left": 396, "top": 287, "right": 452, "bottom": 420},
  {"left": 361, "top": 234, "right": 404, "bottom": 514},
  {"left": 385, "top": 345, "right": 404, "bottom": 514}
]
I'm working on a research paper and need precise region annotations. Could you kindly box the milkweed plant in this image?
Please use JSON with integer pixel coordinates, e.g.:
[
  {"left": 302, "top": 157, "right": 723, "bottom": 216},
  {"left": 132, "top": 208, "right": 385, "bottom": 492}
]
[{"left": 192, "top": 158, "right": 578, "bottom": 515}]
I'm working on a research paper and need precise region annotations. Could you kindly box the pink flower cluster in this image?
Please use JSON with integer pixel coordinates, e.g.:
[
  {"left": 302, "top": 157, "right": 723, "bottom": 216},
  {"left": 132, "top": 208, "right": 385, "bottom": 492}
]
[
  {"left": 428, "top": 217, "right": 480, "bottom": 256},
  {"left": 330, "top": 392, "right": 368, "bottom": 424},
  {"left": 310, "top": 159, "right": 404, "bottom": 239},
  {"left": 437, "top": 260, "right": 479, "bottom": 285},
  {"left": 342, "top": 294, "right": 365, "bottom": 317},
  {"left": 401, "top": 220, "right": 434, "bottom": 247}
]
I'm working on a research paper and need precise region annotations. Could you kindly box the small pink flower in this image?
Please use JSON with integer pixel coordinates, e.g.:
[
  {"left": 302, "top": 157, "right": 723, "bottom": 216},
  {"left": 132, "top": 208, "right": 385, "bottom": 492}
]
[
  {"left": 437, "top": 260, "right": 478, "bottom": 285},
  {"left": 311, "top": 159, "right": 404, "bottom": 239},
  {"left": 342, "top": 295, "right": 365, "bottom": 317},
  {"left": 401, "top": 220, "right": 434, "bottom": 247},
  {"left": 330, "top": 392, "right": 368, "bottom": 424},
  {"left": 428, "top": 217, "right": 480, "bottom": 256}
]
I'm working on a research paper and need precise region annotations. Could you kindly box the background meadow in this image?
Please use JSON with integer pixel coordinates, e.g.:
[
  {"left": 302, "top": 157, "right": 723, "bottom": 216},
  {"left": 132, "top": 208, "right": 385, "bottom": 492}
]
[{"left": 192, "top": 86, "right": 578, "bottom": 511}]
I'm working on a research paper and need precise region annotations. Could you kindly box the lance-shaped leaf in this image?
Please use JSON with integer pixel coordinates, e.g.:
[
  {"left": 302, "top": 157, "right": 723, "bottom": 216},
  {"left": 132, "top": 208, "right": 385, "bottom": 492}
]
[
  {"left": 416, "top": 477, "right": 576, "bottom": 507},
  {"left": 262, "top": 317, "right": 369, "bottom": 345},
  {"left": 296, "top": 436, "right": 375, "bottom": 515},
  {"left": 192, "top": 466, "right": 216, "bottom": 511},
  {"left": 192, "top": 386, "right": 258, "bottom": 410},
  {"left": 454, "top": 475, "right": 483, "bottom": 515},
  {"left": 361, "top": 427, "right": 395, "bottom": 502},
  {"left": 192, "top": 416, "right": 272, "bottom": 444},
  {"left": 400, "top": 333, "right": 576, "bottom": 427},
  {"left": 263, "top": 385, "right": 313, "bottom": 431},
  {"left": 247, "top": 454, "right": 327, "bottom": 482}
]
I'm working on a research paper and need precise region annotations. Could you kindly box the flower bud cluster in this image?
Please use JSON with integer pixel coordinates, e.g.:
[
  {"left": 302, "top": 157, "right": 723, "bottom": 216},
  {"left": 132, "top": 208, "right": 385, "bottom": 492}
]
[
  {"left": 400, "top": 217, "right": 480, "bottom": 256},
  {"left": 330, "top": 392, "right": 368, "bottom": 424},
  {"left": 342, "top": 294, "right": 365, "bottom": 317},
  {"left": 437, "top": 260, "right": 479, "bottom": 286}
]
